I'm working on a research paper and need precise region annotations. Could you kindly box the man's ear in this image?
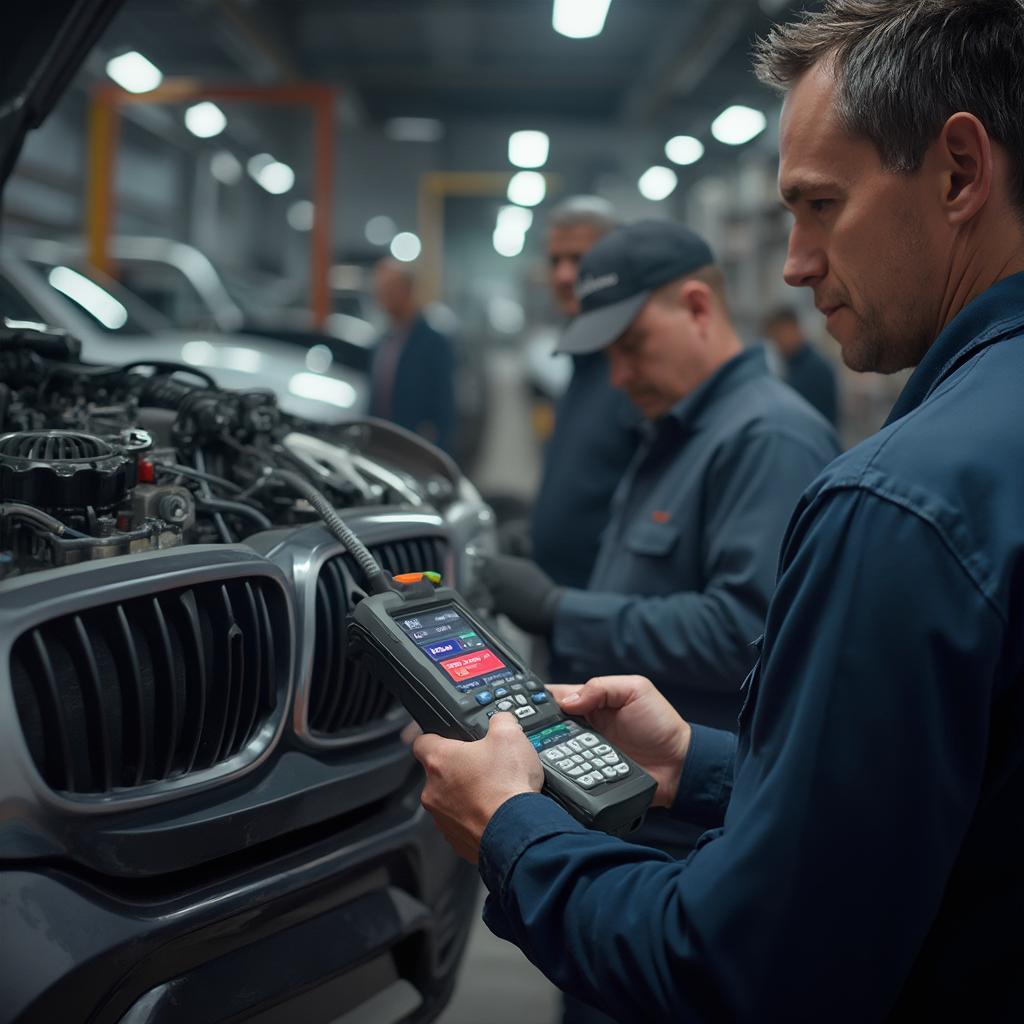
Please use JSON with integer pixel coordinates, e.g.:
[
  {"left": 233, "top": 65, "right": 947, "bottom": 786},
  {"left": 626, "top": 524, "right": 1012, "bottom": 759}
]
[
  {"left": 936, "top": 112, "right": 993, "bottom": 226},
  {"left": 678, "top": 279, "right": 715, "bottom": 331}
]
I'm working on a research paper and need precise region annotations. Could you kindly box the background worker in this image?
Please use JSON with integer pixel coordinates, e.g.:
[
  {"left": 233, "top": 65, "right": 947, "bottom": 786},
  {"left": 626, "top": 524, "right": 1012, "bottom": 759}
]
[
  {"left": 762, "top": 305, "right": 839, "bottom": 425},
  {"left": 485, "top": 219, "right": 838, "bottom": 735},
  {"left": 370, "top": 257, "right": 456, "bottom": 454},
  {"left": 528, "top": 196, "right": 641, "bottom": 591}
]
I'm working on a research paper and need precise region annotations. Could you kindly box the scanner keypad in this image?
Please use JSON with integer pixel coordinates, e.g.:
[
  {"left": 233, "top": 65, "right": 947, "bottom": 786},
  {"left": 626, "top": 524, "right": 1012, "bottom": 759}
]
[{"left": 528, "top": 721, "right": 630, "bottom": 790}]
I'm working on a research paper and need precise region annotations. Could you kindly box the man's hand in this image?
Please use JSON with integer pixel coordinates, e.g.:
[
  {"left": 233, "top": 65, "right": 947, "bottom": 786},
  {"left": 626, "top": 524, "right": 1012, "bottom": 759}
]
[
  {"left": 479, "top": 554, "right": 564, "bottom": 635},
  {"left": 411, "top": 713, "right": 544, "bottom": 863},
  {"left": 550, "top": 676, "right": 692, "bottom": 808}
]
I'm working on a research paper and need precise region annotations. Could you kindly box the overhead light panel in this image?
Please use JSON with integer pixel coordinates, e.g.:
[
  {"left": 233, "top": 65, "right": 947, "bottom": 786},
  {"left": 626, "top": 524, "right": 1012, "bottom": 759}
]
[
  {"left": 507, "top": 171, "right": 546, "bottom": 208},
  {"left": 48, "top": 266, "right": 128, "bottom": 330},
  {"left": 638, "top": 166, "right": 678, "bottom": 201},
  {"left": 185, "top": 101, "right": 227, "bottom": 139},
  {"left": 665, "top": 135, "right": 704, "bottom": 166},
  {"left": 493, "top": 205, "right": 533, "bottom": 258},
  {"left": 493, "top": 228, "right": 526, "bottom": 259},
  {"left": 210, "top": 150, "right": 242, "bottom": 184},
  {"left": 385, "top": 117, "right": 445, "bottom": 143},
  {"left": 711, "top": 105, "right": 767, "bottom": 146},
  {"left": 105, "top": 51, "right": 163, "bottom": 94},
  {"left": 390, "top": 232, "right": 422, "bottom": 262},
  {"left": 365, "top": 215, "right": 397, "bottom": 246},
  {"left": 508, "top": 130, "right": 549, "bottom": 169},
  {"left": 497, "top": 205, "right": 534, "bottom": 235},
  {"left": 247, "top": 153, "right": 295, "bottom": 194},
  {"left": 553, "top": 0, "right": 612, "bottom": 39},
  {"left": 287, "top": 200, "right": 314, "bottom": 231}
]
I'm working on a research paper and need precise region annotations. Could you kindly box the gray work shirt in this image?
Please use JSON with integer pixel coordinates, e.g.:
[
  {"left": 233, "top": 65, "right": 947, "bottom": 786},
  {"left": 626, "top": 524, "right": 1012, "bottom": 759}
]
[{"left": 551, "top": 346, "right": 840, "bottom": 731}]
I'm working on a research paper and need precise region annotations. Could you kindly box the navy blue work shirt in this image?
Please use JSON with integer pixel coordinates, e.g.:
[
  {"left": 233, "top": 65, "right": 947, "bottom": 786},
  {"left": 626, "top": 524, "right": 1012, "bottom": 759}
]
[
  {"left": 531, "top": 351, "right": 642, "bottom": 589},
  {"left": 552, "top": 346, "right": 839, "bottom": 731},
  {"left": 478, "top": 273, "right": 1024, "bottom": 1022},
  {"left": 369, "top": 313, "right": 456, "bottom": 454}
]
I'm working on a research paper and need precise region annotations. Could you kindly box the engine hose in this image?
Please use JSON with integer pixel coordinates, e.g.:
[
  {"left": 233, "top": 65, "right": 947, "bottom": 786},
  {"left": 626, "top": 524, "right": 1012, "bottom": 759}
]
[
  {"left": 268, "top": 468, "right": 389, "bottom": 593},
  {"left": 195, "top": 497, "right": 272, "bottom": 532},
  {"left": 0, "top": 502, "right": 88, "bottom": 538}
]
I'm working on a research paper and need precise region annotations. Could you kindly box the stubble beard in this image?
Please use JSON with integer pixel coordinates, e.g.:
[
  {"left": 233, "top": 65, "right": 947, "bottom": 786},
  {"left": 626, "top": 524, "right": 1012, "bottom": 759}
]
[{"left": 840, "top": 301, "right": 930, "bottom": 375}]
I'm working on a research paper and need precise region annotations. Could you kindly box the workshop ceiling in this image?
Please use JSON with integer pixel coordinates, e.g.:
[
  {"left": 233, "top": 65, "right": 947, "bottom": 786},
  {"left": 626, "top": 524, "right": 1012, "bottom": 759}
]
[{"left": 99, "top": 0, "right": 802, "bottom": 129}]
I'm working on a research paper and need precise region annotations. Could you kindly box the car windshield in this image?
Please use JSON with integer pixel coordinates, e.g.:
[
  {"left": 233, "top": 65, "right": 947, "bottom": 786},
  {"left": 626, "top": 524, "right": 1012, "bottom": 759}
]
[{"left": 25, "top": 257, "right": 171, "bottom": 336}]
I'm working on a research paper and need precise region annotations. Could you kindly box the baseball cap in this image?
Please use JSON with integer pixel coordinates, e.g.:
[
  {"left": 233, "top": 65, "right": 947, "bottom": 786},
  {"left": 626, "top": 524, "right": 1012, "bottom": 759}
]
[{"left": 556, "top": 219, "right": 716, "bottom": 355}]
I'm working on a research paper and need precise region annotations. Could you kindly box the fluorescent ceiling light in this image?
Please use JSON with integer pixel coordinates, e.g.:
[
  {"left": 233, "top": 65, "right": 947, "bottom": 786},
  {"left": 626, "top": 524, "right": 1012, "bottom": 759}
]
[
  {"left": 105, "top": 51, "right": 163, "bottom": 93},
  {"left": 210, "top": 150, "right": 242, "bottom": 185},
  {"left": 385, "top": 117, "right": 445, "bottom": 143},
  {"left": 287, "top": 199, "right": 314, "bottom": 231},
  {"left": 247, "top": 153, "right": 295, "bottom": 194},
  {"left": 553, "top": 0, "right": 612, "bottom": 38},
  {"left": 497, "top": 205, "right": 534, "bottom": 235},
  {"left": 184, "top": 101, "right": 227, "bottom": 139},
  {"left": 507, "top": 170, "right": 546, "bottom": 207},
  {"left": 493, "top": 228, "right": 526, "bottom": 258},
  {"left": 508, "top": 130, "right": 550, "bottom": 169},
  {"left": 711, "top": 105, "right": 767, "bottom": 146},
  {"left": 638, "top": 165, "right": 678, "bottom": 201},
  {"left": 665, "top": 135, "right": 704, "bottom": 166},
  {"left": 48, "top": 266, "right": 128, "bottom": 329},
  {"left": 289, "top": 372, "right": 357, "bottom": 409},
  {"left": 365, "top": 215, "right": 397, "bottom": 246},
  {"left": 390, "top": 232, "right": 422, "bottom": 262}
]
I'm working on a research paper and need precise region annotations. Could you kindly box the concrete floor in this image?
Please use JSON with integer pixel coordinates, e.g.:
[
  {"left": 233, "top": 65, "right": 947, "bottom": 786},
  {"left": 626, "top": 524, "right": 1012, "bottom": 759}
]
[{"left": 436, "top": 896, "right": 560, "bottom": 1024}]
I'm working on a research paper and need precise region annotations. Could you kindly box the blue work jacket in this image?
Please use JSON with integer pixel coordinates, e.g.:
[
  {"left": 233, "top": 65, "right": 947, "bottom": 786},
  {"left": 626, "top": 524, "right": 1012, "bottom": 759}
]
[
  {"left": 479, "top": 273, "right": 1024, "bottom": 1022},
  {"left": 531, "top": 351, "right": 642, "bottom": 589},
  {"left": 552, "top": 347, "right": 839, "bottom": 732},
  {"left": 369, "top": 314, "right": 456, "bottom": 454}
]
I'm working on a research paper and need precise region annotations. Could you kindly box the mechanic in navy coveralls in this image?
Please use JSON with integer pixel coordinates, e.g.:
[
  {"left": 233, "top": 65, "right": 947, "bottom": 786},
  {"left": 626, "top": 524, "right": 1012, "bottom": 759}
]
[
  {"left": 482, "top": 220, "right": 837, "bottom": 778},
  {"left": 410, "top": 1, "right": 1024, "bottom": 1020}
]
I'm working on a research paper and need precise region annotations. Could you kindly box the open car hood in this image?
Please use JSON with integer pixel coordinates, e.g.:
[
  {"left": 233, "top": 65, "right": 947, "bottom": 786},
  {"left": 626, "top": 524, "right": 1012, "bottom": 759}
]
[{"left": 1, "top": 1, "right": 124, "bottom": 196}]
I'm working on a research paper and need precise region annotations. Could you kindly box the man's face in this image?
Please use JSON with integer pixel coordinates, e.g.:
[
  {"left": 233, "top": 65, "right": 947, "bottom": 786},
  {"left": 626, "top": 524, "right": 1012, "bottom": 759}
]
[
  {"left": 779, "top": 63, "right": 945, "bottom": 373},
  {"left": 606, "top": 293, "right": 705, "bottom": 420},
  {"left": 548, "top": 224, "right": 605, "bottom": 317},
  {"left": 373, "top": 264, "right": 408, "bottom": 321}
]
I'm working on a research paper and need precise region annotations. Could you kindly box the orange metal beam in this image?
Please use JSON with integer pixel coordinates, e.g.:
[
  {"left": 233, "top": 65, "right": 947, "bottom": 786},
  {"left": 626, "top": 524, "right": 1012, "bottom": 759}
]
[
  {"left": 86, "top": 80, "right": 337, "bottom": 327},
  {"left": 86, "top": 94, "right": 118, "bottom": 277},
  {"left": 311, "top": 89, "right": 334, "bottom": 327}
]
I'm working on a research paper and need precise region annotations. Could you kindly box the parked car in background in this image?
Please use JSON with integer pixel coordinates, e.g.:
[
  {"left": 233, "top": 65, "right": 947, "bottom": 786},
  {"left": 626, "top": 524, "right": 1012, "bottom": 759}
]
[
  {"left": 0, "top": 240, "right": 369, "bottom": 424},
  {"left": 52, "top": 235, "right": 380, "bottom": 374}
]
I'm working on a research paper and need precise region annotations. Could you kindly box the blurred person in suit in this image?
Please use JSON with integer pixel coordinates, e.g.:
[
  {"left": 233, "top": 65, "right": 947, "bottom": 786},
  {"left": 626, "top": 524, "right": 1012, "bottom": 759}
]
[{"left": 370, "top": 258, "right": 456, "bottom": 454}]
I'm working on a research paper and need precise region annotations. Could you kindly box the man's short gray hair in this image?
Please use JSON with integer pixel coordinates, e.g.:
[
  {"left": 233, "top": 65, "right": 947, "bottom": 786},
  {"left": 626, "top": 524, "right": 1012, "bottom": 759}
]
[
  {"left": 753, "top": 0, "right": 1024, "bottom": 216},
  {"left": 547, "top": 195, "right": 619, "bottom": 235}
]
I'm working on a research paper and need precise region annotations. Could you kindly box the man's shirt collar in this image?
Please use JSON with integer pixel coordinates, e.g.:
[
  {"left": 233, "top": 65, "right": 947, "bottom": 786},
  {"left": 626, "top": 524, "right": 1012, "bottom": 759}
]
[
  {"left": 886, "top": 271, "right": 1024, "bottom": 426},
  {"left": 659, "top": 346, "right": 769, "bottom": 435}
]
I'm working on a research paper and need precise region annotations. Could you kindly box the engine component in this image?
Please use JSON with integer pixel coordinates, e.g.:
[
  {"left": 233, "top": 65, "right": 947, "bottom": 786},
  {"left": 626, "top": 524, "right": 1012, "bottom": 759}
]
[
  {"left": 0, "top": 430, "right": 142, "bottom": 512},
  {"left": 131, "top": 483, "right": 196, "bottom": 531}
]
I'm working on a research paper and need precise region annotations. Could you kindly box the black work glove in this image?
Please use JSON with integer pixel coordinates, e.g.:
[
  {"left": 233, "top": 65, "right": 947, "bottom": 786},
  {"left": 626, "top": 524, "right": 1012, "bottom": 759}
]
[{"left": 479, "top": 554, "right": 564, "bottom": 636}]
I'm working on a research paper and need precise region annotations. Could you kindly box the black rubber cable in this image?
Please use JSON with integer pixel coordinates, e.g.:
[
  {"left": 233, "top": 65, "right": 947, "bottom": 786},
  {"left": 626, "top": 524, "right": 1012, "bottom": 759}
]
[{"left": 268, "top": 468, "right": 389, "bottom": 593}]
